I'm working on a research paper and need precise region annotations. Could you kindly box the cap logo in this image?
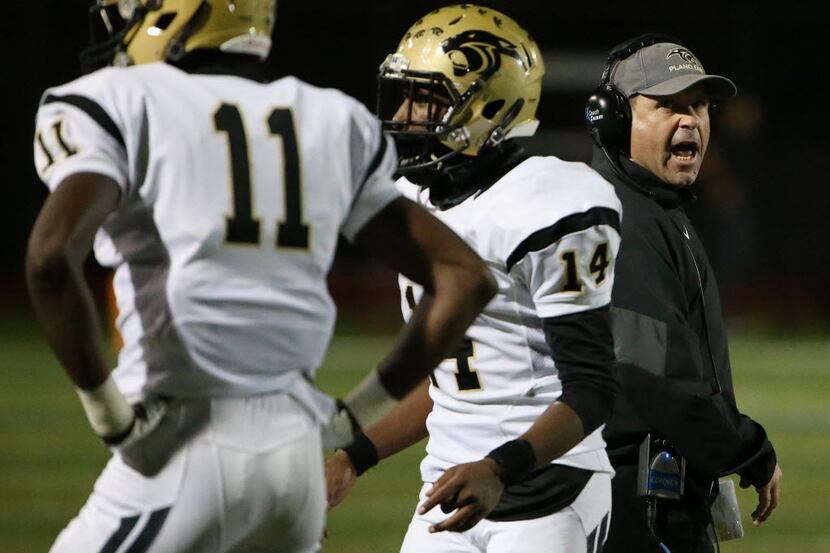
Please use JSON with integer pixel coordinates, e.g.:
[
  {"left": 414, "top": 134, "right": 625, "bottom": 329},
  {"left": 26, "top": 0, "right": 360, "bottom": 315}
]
[
  {"left": 441, "top": 30, "right": 525, "bottom": 77},
  {"left": 666, "top": 48, "right": 697, "bottom": 63},
  {"left": 665, "top": 47, "right": 704, "bottom": 74}
]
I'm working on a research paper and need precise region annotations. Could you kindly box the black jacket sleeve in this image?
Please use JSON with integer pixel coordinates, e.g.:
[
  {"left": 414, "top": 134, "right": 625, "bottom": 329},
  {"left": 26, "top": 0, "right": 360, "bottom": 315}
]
[
  {"left": 542, "top": 305, "right": 617, "bottom": 434},
  {"left": 609, "top": 212, "right": 776, "bottom": 487}
]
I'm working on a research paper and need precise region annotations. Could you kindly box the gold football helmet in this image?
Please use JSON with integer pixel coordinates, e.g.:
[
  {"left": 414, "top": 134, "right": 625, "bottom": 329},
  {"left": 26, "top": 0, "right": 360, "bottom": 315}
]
[
  {"left": 81, "top": 0, "right": 276, "bottom": 71},
  {"left": 378, "top": 4, "right": 544, "bottom": 174}
]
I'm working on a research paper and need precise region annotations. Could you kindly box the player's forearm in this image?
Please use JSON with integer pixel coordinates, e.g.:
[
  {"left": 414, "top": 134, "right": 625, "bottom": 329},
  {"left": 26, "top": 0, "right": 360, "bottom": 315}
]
[
  {"left": 26, "top": 251, "right": 111, "bottom": 389},
  {"left": 27, "top": 258, "right": 159, "bottom": 442},
  {"left": 377, "top": 267, "right": 494, "bottom": 397},
  {"left": 484, "top": 401, "right": 586, "bottom": 486},
  {"left": 354, "top": 198, "right": 495, "bottom": 398},
  {"left": 26, "top": 173, "right": 121, "bottom": 390},
  {"left": 486, "top": 401, "right": 587, "bottom": 485},
  {"left": 520, "top": 401, "right": 586, "bottom": 468},
  {"left": 365, "top": 378, "right": 432, "bottom": 460}
]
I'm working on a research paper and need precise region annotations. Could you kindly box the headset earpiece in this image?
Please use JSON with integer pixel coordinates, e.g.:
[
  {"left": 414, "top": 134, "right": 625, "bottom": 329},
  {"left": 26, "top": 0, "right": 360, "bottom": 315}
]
[{"left": 585, "top": 83, "right": 631, "bottom": 152}]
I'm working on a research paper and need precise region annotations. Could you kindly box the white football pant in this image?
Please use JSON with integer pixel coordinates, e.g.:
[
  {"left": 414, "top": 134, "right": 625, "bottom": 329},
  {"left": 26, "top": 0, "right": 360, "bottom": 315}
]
[
  {"left": 50, "top": 393, "right": 325, "bottom": 553},
  {"left": 400, "top": 471, "right": 611, "bottom": 553}
]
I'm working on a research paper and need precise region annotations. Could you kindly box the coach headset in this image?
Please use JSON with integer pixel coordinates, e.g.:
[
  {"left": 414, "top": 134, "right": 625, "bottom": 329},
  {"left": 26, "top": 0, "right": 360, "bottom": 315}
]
[
  {"left": 585, "top": 33, "right": 689, "bottom": 155},
  {"left": 585, "top": 33, "right": 723, "bottom": 394}
]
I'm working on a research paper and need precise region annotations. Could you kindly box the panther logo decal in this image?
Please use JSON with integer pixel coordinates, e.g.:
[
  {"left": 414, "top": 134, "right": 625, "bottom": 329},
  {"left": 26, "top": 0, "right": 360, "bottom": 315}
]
[
  {"left": 666, "top": 48, "right": 697, "bottom": 64},
  {"left": 441, "top": 30, "right": 525, "bottom": 78}
]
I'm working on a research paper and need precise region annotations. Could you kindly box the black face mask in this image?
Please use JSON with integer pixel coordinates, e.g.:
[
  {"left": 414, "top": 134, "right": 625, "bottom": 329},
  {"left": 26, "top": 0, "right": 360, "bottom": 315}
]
[{"left": 79, "top": 1, "right": 153, "bottom": 74}]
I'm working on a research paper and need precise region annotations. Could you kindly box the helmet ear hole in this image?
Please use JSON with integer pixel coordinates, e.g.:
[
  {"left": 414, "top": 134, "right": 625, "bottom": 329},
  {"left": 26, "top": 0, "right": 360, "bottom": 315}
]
[
  {"left": 482, "top": 100, "right": 505, "bottom": 120},
  {"left": 153, "top": 12, "right": 177, "bottom": 30}
]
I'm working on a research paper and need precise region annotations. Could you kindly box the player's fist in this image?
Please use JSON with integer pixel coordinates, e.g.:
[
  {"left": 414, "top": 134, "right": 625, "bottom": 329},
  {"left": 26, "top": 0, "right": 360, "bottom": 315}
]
[
  {"left": 77, "top": 375, "right": 170, "bottom": 450},
  {"left": 325, "top": 449, "right": 358, "bottom": 510},
  {"left": 321, "top": 399, "right": 361, "bottom": 449},
  {"left": 419, "top": 458, "right": 505, "bottom": 533},
  {"left": 103, "top": 396, "right": 170, "bottom": 450}
]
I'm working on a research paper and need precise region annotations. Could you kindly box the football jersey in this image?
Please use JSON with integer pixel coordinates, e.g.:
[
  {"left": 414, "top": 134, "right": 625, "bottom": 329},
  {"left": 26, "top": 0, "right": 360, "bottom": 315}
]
[
  {"left": 33, "top": 63, "right": 399, "bottom": 421},
  {"left": 397, "top": 156, "right": 622, "bottom": 482}
]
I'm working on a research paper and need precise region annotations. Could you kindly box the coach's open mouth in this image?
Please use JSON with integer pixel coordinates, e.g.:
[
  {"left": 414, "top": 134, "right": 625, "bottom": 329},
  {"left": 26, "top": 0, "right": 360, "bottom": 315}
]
[{"left": 671, "top": 141, "right": 698, "bottom": 161}]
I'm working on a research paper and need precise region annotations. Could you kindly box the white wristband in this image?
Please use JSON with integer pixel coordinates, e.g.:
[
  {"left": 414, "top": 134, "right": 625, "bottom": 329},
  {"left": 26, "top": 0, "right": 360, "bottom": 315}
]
[
  {"left": 75, "top": 375, "right": 134, "bottom": 439},
  {"left": 343, "top": 370, "right": 398, "bottom": 429}
]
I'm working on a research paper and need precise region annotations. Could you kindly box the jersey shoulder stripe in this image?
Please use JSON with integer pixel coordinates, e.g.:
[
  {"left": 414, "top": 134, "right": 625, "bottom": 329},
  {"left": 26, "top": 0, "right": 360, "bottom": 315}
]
[
  {"left": 42, "top": 93, "right": 124, "bottom": 147},
  {"left": 505, "top": 206, "right": 621, "bottom": 270},
  {"left": 351, "top": 130, "right": 388, "bottom": 207}
]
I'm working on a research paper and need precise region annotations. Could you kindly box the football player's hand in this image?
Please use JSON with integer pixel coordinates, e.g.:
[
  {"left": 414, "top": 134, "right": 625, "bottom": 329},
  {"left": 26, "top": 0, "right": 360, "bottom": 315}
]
[
  {"left": 102, "top": 396, "right": 170, "bottom": 451},
  {"left": 741, "top": 463, "right": 782, "bottom": 526},
  {"left": 325, "top": 449, "right": 358, "bottom": 510},
  {"left": 418, "top": 458, "right": 504, "bottom": 533},
  {"left": 321, "top": 400, "right": 361, "bottom": 450}
]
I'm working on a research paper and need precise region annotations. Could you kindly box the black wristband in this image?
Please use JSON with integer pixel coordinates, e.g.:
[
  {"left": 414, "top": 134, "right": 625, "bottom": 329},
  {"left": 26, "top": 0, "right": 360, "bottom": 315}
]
[
  {"left": 342, "top": 432, "right": 379, "bottom": 476},
  {"left": 486, "top": 439, "right": 536, "bottom": 486}
]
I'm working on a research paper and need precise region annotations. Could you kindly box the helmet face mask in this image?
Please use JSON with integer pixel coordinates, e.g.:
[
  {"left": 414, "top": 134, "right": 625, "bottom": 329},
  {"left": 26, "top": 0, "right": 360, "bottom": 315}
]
[
  {"left": 377, "top": 4, "right": 544, "bottom": 182},
  {"left": 81, "top": 0, "right": 276, "bottom": 73},
  {"left": 377, "top": 57, "right": 468, "bottom": 172},
  {"left": 377, "top": 63, "right": 458, "bottom": 136}
]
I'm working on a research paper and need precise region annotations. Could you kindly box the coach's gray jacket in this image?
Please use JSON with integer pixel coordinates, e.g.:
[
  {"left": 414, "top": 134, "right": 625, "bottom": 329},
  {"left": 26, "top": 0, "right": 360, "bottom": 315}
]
[{"left": 590, "top": 147, "right": 777, "bottom": 506}]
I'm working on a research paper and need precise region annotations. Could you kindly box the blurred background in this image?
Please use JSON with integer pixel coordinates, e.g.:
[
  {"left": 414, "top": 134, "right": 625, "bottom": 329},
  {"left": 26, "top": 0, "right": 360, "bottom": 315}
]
[
  {"left": 1, "top": 1, "right": 828, "bottom": 552},
  {"left": 4, "top": 0, "right": 830, "bottom": 324}
]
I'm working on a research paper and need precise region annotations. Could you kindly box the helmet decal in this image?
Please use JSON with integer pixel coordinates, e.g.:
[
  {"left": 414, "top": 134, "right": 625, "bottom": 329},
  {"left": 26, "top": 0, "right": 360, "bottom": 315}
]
[{"left": 441, "top": 31, "right": 525, "bottom": 78}]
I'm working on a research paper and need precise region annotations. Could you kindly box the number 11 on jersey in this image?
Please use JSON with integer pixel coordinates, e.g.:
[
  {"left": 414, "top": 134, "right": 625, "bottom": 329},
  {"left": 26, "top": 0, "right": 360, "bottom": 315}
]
[{"left": 214, "top": 103, "right": 310, "bottom": 249}]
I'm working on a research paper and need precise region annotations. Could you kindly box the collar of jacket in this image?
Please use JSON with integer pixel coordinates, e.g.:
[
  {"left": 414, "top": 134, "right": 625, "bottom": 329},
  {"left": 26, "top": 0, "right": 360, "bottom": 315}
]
[{"left": 591, "top": 146, "right": 696, "bottom": 209}]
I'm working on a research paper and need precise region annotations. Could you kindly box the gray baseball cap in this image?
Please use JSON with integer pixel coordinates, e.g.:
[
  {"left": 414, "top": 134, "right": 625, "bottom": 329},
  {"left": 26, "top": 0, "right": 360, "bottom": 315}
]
[{"left": 610, "top": 42, "right": 737, "bottom": 99}]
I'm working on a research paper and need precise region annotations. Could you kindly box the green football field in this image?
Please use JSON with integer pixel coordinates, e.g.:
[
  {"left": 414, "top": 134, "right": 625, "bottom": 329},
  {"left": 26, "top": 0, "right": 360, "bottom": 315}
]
[{"left": 1, "top": 313, "right": 828, "bottom": 552}]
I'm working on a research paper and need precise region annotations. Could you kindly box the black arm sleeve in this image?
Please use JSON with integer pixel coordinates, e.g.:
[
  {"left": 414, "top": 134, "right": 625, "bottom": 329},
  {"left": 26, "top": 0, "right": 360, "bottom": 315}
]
[
  {"left": 542, "top": 305, "right": 617, "bottom": 434},
  {"left": 728, "top": 420, "right": 777, "bottom": 487}
]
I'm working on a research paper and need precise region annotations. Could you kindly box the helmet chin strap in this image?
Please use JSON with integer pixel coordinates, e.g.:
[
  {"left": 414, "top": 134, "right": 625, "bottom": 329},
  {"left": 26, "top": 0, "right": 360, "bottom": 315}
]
[
  {"left": 393, "top": 133, "right": 467, "bottom": 178},
  {"left": 485, "top": 98, "right": 525, "bottom": 148},
  {"left": 404, "top": 140, "right": 527, "bottom": 210}
]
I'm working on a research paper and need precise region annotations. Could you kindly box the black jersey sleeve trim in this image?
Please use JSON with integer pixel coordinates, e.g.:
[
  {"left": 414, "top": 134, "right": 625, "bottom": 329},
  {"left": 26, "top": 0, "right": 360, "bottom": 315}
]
[
  {"left": 352, "top": 130, "right": 389, "bottom": 207},
  {"left": 43, "top": 93, "right": 125, "bottom": 148},
  {"left": 506, "top": 207, "right": 620, "bottom": 271}
]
